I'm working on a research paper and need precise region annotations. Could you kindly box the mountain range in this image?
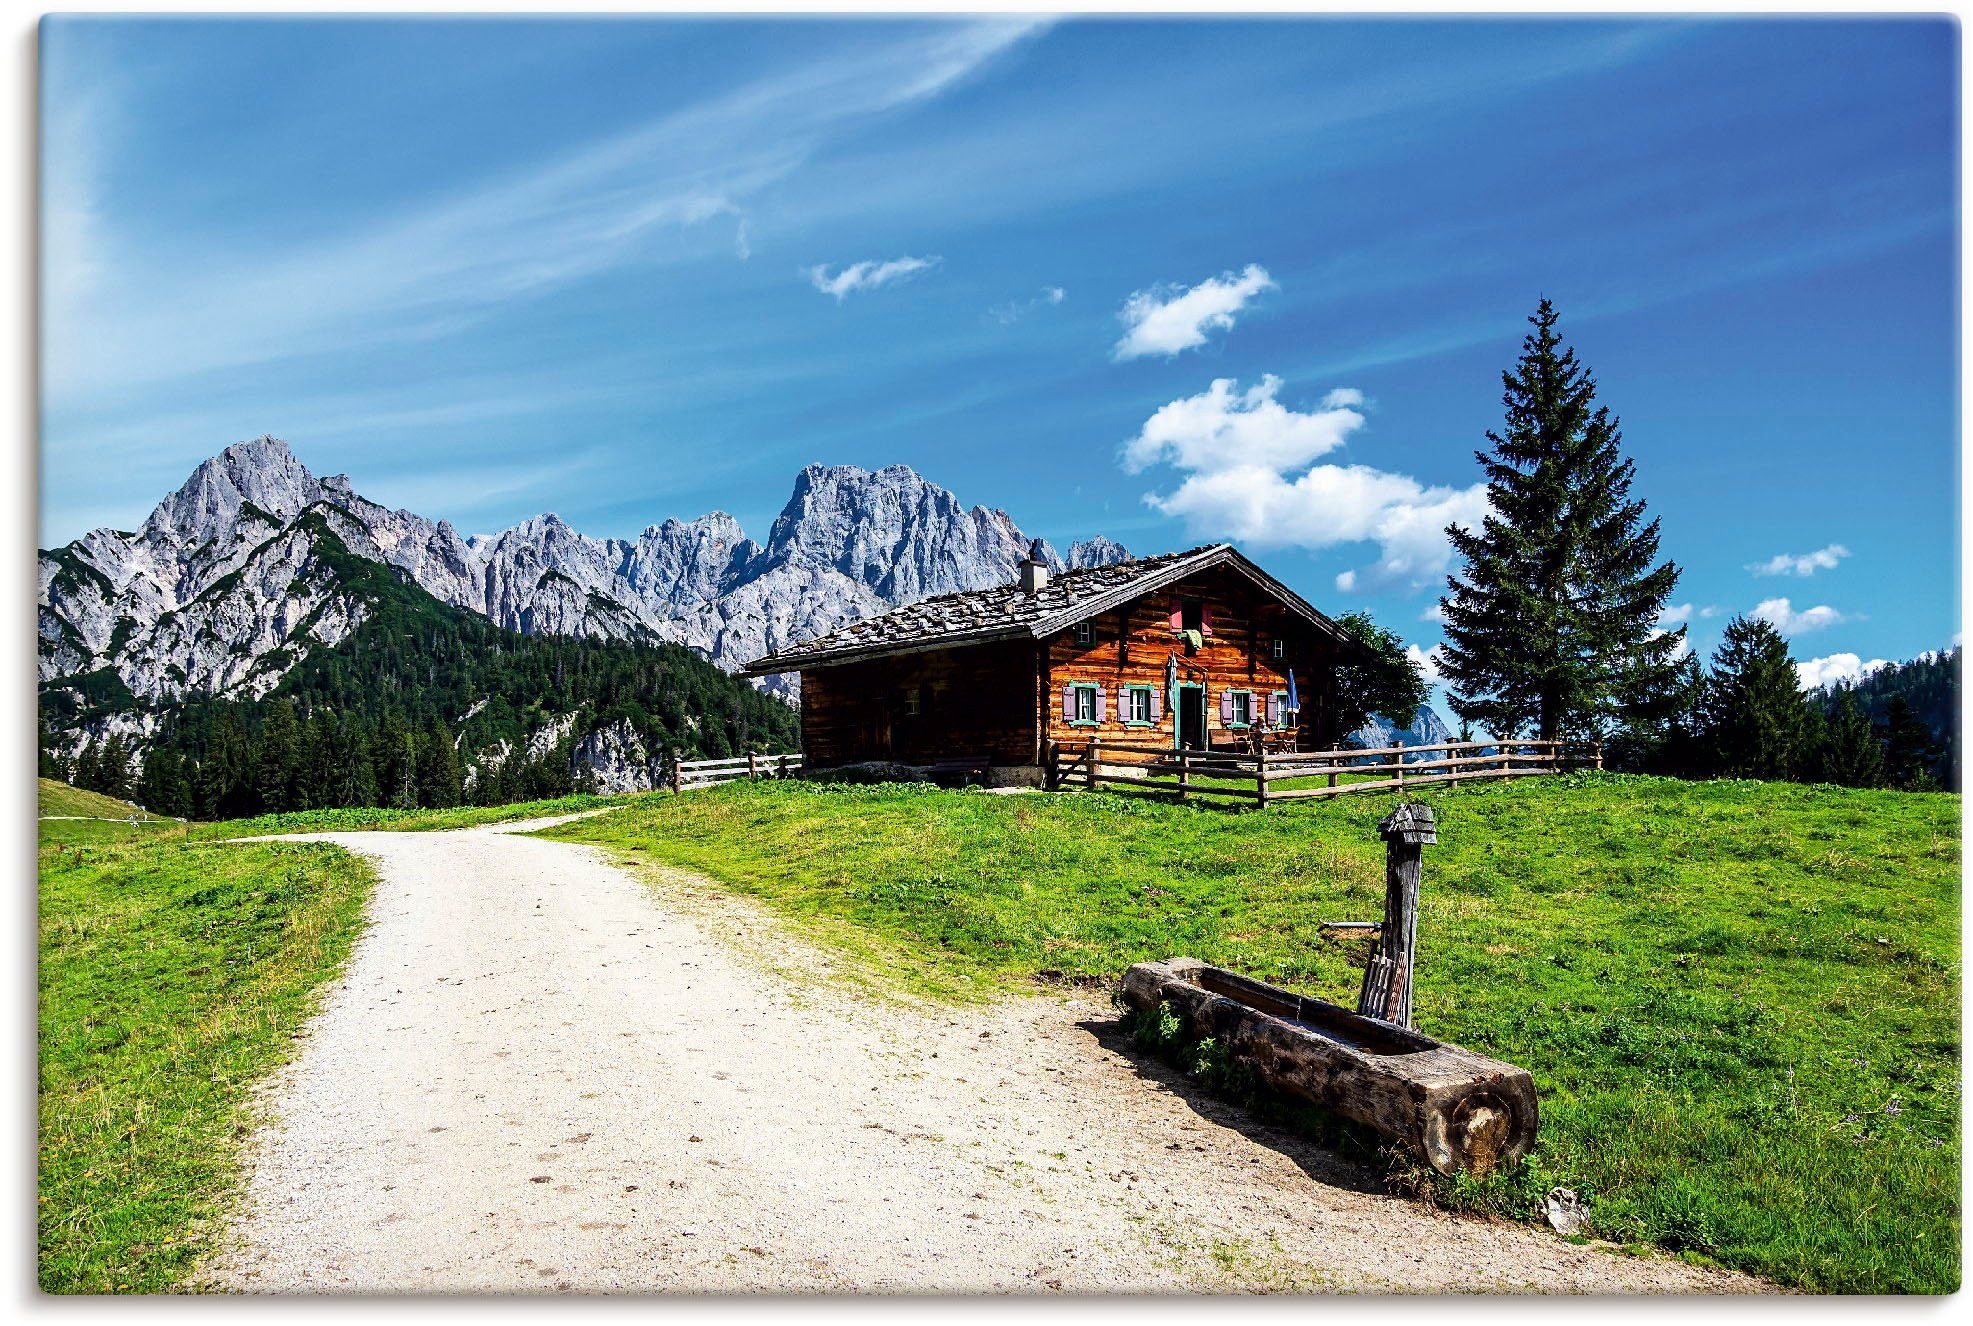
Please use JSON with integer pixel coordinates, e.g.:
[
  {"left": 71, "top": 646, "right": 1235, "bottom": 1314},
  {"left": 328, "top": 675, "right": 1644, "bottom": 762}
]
[{"left": 38, "top": 438, "right": 1133, "bottom": 756}]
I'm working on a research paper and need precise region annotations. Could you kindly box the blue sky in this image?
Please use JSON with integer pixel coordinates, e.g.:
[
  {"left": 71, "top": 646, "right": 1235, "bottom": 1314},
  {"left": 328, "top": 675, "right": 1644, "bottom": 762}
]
[{"left": 40, "top": 15, "right": 1959, "bottom": 695}]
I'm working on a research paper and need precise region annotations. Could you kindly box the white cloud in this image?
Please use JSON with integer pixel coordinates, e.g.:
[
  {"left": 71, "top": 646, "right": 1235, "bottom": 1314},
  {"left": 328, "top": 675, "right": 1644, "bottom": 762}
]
[
  {"left": 1405, "top": 642, "right": 1447, "bottom": 684},
  {"left": 1122, "top": 375, "right": 1489, "bottom": 591},
  {"left": 1112, "top": 263, "right": 1275, "bottom": 360},
  {"left": 1796, "top": 653, "right": 1891, "bottom": 691},
  {"left": 1749, "top": 543, "right": 1850, "bottom": 577},
  {"left": 1753, "top": 597, "right": 1851, "bottom": 635},
  {"left": 1655, "top": 602, "right": 1722, "bottom": 628},
  {"left": 807, "top": 255, "right": 940, "bottom": 300},
  {"left": 1419, "top": 601, "right": 1448, "bottom": 624}
]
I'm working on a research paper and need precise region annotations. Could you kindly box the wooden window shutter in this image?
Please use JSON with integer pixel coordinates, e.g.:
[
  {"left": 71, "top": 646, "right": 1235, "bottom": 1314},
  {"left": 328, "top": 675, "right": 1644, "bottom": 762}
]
[
  {"left": 1149, "top": 688, "right": 1163, "bottom": 722},
  {"left": 1220, "top": 690, "right": 1234, "bottom": 723},
  {"left": 1062, "top": 684, "right": 1076, "bottom": 722},
  {"left": 1094, "top": 685, "right": 1107, "bottom": 723},
  {"left": 1268, "top": 693, "right": 1281, "bottom": 726},
  {"left": 1168, "top": 599, "right": 1183, "bottom": 631},
  {"left": 1201, "top": 603, "right": 1213, "bottom": 636}
]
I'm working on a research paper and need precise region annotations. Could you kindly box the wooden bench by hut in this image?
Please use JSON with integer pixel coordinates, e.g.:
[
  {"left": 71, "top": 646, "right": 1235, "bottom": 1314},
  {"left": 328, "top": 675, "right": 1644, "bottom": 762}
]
[{"left": 742, "top": 542, "right": 1370, "bottom": 786}]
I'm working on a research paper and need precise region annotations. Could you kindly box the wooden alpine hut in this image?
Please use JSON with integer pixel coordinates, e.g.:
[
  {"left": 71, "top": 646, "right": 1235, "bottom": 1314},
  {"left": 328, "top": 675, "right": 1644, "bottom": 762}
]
[{"left": 742, "top": 541, "right": 1369, "bottom": 785}]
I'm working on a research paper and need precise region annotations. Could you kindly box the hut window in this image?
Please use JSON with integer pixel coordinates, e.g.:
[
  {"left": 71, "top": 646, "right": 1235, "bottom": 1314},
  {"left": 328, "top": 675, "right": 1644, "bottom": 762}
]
[
  {"left": 1270, "top": 691, "right": 1289, "bottom": 728},
  {"left": 1074, "top": 621, "right": 1096, "bottom": 645},
  {"left": 1271, "top": 636, "right": 1286, "bottom": 660},
  {"left": 1224, "top": 689, "right": 1253, "bottom": 728},
  {"left": 902, "top": 687, "right": 921, "bottom": 717},
  {"left": 1124, "top": 684, "right": 1154, "bottom": 726},
  {"left": 1067, "top": 682, "right": 1101, "bottom": 726},
  {"left": 1180, "top": 599, "right": 1204, "bottom": 634}
]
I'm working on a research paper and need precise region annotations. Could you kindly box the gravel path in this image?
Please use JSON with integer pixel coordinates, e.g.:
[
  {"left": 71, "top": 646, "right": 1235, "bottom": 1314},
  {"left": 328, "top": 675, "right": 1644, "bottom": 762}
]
[{"left": 204, "top": 816, "right": 1766, "bottom": 1295}]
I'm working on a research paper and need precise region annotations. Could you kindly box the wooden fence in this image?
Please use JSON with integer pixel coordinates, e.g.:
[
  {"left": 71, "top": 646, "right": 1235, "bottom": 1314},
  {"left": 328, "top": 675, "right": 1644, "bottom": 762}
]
[
  {"left": 1047, "top": 736, "right": 1602, "bottom": 807},
  {"left": 670, "top": 751, "right": 805, "bottom": 792}
]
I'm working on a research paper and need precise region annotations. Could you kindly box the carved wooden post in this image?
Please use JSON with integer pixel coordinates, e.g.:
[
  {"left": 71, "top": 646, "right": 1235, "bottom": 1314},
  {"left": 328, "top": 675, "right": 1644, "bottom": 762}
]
[
  {"left": 1087, "top": 736, "right": 1101, "bottom": 791},
  {"left": 1358, "top": 802, "right": 1435, "bottom": 1029},
  {"left": 748, "top": 750, "right": 759, "bottom": 780}
]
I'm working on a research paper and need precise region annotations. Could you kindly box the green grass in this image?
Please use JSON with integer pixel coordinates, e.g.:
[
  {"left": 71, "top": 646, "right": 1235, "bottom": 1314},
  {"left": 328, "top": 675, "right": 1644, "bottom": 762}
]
[
  {"left": 187, "top": 790, "right": 632, "bottom": 840},
  {"left": 542, "top": 773, "right": 1961, "bottom": 1293},
  {"left": 38, "top": 776, "right": 156, "bottom": 820},
  {"left": 38, "top": 821, "right": 373, "bottom": 1292}
]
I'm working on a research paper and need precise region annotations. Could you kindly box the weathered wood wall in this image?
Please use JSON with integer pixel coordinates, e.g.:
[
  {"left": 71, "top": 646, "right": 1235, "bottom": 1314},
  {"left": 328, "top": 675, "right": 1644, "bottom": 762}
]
[
  {"left": 799, "top": 639, "right": 1040, "bottom": 768},
  {"left": 1041, "top": 565, "right": 1348, "bottom": 752}
]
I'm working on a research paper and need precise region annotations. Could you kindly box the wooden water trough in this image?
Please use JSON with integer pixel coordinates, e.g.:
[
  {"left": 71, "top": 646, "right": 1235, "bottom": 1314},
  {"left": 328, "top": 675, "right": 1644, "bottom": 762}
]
[{"left": 1120, "top": 956, "right": 1537, "bottom": 1177}]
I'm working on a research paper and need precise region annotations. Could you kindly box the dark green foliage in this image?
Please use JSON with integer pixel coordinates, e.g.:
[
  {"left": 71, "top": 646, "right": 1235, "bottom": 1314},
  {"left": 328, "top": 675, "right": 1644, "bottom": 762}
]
[
  {"left": 39, "top": 519, "right": 797, "bottom": 817},
  {"left": 1816, "top": 693, "right": 1885, "bottom": 788},
  {"left": 1880, "top": 697, "right": 1940, "bottom": 791},
  {"left": 1439, "top": 300, "right": 1683, "bottom": 741},
  {"left": 1820, "top": 648, "right": 1960, "bottom": 790},
  {"left": 1331, "top": 611, "right": 1430, "bottom": 737},
  {"left": 1703, "top": 616, "right": 1814, "bottom": 780}
]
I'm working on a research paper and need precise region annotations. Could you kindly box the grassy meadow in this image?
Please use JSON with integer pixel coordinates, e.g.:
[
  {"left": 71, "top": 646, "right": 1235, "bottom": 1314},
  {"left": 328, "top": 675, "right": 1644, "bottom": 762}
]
[
  {"left": 38, "top": 776, "right": 159, "bottom": 821},
  {"left": 542, "top": 773, "right": 1962, "bottom": 1293},
  {"left": 37, "top": 816, "right": 372, "bottom": 1292}
]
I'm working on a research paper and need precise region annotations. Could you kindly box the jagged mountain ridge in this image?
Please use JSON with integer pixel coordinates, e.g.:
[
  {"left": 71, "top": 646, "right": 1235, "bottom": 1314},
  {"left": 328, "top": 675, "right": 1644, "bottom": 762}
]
[{"left": 38, "top": 437, "right": 1132, "bottom": 737}]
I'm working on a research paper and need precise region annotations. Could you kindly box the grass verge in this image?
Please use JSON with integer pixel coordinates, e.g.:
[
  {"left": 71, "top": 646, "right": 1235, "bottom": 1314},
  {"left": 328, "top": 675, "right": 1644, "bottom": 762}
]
[
  {"left": 38, "top": 823, "right": 373, "bottom": 1292},
  {"left": 542, "top": 772, "right": 1961, "bottom": 1293},
  {"left": 188, "top": 791, "right": 633, "bottom": 840}
]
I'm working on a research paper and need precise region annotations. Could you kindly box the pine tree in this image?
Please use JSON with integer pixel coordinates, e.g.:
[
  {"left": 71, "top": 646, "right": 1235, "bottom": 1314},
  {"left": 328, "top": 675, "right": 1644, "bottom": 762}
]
[
  {"left": 1439, "top": 300, "right": 1683, "bottom": 740},
  {"left": 254, "top": 699, "right": 300, "bottom": 810},
  {"left": 1881, "top": 696, "right": 1939, "bottom": 790},
  {"left": 138, "top": 747, "right": 193, "bottom": 818},
  {"left": 95, "top": 734, "right": 133, "bottom": 801},
  {"left": 416, "top": 722, "right": 463, "bottom": 808},
  {"left": 1702, "top": 616, "right": 1812, "bottom": 780},
  {"left": 1817, "top": 692, "right": 1884, "bottom": 788},
  {"left": 71, "top": 739, "right": 101, "bottom": 793}
]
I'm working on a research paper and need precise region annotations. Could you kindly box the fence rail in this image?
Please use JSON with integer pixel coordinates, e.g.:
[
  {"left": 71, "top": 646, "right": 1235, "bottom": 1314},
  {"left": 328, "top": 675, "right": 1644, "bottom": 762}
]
[
  {"left": 671, "top": 750, "right": 804, "bottom": 792},
  {"left": 1047, "top": 736, "right": 1600, "bottom": 806}
]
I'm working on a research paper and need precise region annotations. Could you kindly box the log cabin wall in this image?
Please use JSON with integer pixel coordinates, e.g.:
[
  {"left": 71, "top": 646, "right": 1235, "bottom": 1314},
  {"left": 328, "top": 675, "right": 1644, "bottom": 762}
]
[
  {"left": 1040, "top": 566, "right": 1348, "bottom": 753},
  {"left": 799, "top": 638, "right": 1040, "bottom": 768}
]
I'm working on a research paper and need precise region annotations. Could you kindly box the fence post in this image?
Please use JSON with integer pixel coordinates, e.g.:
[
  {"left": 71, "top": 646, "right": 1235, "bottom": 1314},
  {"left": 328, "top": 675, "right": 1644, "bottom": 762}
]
[
  {"left": 748, "top": 750, "right": 759, "bottom": 780},
  {"left": 1045, "top": 739, "right": 1058, "bottom": 791},
  {"left": 670, "top": 750, "right": 683, "bottom": 794},
  {"left": 1358, "top": 802, "right": 1435, "bottom": 1028},
  {"left": 1394, "top": 737, "right": 1405, "bottom": 788},
  {"left": 1593, "top": 740, "right": 1604, "bottom": 772},
  {"left": 1178, "top": 748, "right": 1190, "bottom": 800},
  {"left": 1256, "top": 751, "right": 1269, "bottom": 808},
  {"left": 778, "top": 754, "right": 790, "bottom": 779},
  {"left": 1087, "top": 737, "right": 1101, "bottom": 791}
]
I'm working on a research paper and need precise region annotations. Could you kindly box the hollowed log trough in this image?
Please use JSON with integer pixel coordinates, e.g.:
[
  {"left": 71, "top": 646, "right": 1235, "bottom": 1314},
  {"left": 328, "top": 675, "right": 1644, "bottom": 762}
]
[{"left": 1121, "top": 956, "right": 1537, "bottom": 1177}]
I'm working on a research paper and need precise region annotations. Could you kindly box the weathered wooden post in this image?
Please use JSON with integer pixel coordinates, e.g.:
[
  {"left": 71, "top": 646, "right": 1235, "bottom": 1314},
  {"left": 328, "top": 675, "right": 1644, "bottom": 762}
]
[
  {"left": 1087, "top": 736, "right": 1101, "bottom": 791},
  {"left": 1357, "top": 802, "right": 1435, "bottom": 1028},
  {"left": 1593, "top": 740, "right": 1604, "bottom": 772},
  {"left": 1255, "top": 751, "right": 1269, "bottom": 808},
  {"left": 1393, "top": 737, "right": 1405, "bottom": 787},
  {"left": 670, "top": 750, "right": 683, "bottom": 794},
  {"left": 748, "top": 750, "right": 759, "bottom": 780},
  {"left": 1177, "top": 748, "right": 1190, "bottom": 800},
  {"left": 779, "top": 753, "right": 790, "bottom": 779}
]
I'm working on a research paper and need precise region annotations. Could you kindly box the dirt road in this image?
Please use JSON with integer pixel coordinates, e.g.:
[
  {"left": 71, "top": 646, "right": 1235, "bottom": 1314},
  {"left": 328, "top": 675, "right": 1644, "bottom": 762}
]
[{"left": 204, "top": 816, "right": 1763, "bottom": 1294}]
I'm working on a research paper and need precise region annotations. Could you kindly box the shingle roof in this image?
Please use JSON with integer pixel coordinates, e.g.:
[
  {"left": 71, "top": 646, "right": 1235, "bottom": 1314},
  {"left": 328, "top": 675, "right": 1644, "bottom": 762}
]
[{"left": 741, "top": 543, "right": 1357, "bottom": 675}]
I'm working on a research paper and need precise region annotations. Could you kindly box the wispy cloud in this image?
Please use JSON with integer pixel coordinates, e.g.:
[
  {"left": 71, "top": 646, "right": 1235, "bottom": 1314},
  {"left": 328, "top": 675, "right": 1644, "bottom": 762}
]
[
  {"left": 1113, "top": 263, "right": 1275, "bottom": 360},
  {"left": 1656, "top": 602, "right": 1722, "bottom": 627},
  {"left": 988, "top": 285, "right": 1066, "bottom": 324},
  {"left": 807, "top": 255, "right": 940, "bottom": 300},
  {"left": 1121, "top": 374, "right": 1488, "bottom": 591},
  {"left": 1796, "top": 652, "right": 1890, "bottom": 691},
  {"left": 1748, "top": 543, "right": 1850, "bottom": 577},
  {"left": 41, "top": 19, "right": 1044, "bottom": 404},
  {"left": 1753, "top": 597, "right": 1852, "bottom": 635}
]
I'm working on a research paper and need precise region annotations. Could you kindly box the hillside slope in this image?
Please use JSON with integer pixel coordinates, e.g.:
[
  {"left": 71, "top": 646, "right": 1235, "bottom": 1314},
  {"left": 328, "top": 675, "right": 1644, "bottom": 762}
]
[
  {"left": 37, "top": 777, "right": 148, "bottom": 819},
  {"left": 545, "top": 773, "right": 1960, "bottom": 1294}
]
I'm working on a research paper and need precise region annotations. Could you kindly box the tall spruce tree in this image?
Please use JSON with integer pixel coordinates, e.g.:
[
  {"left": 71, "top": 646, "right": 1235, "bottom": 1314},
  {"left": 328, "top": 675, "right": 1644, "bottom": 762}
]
[
  {"left": 1439, "top": 300, "right": 1683, "bottom": 740},
  {"left": 1703, "top": 615, "right": 1812, "bottom": 780}
]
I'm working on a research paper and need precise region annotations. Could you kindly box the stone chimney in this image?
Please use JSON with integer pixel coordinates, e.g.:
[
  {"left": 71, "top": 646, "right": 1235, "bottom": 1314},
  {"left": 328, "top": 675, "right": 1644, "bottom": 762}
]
[{"left": 1018, "top": 538, "right": 1049, "bottom": 595}]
